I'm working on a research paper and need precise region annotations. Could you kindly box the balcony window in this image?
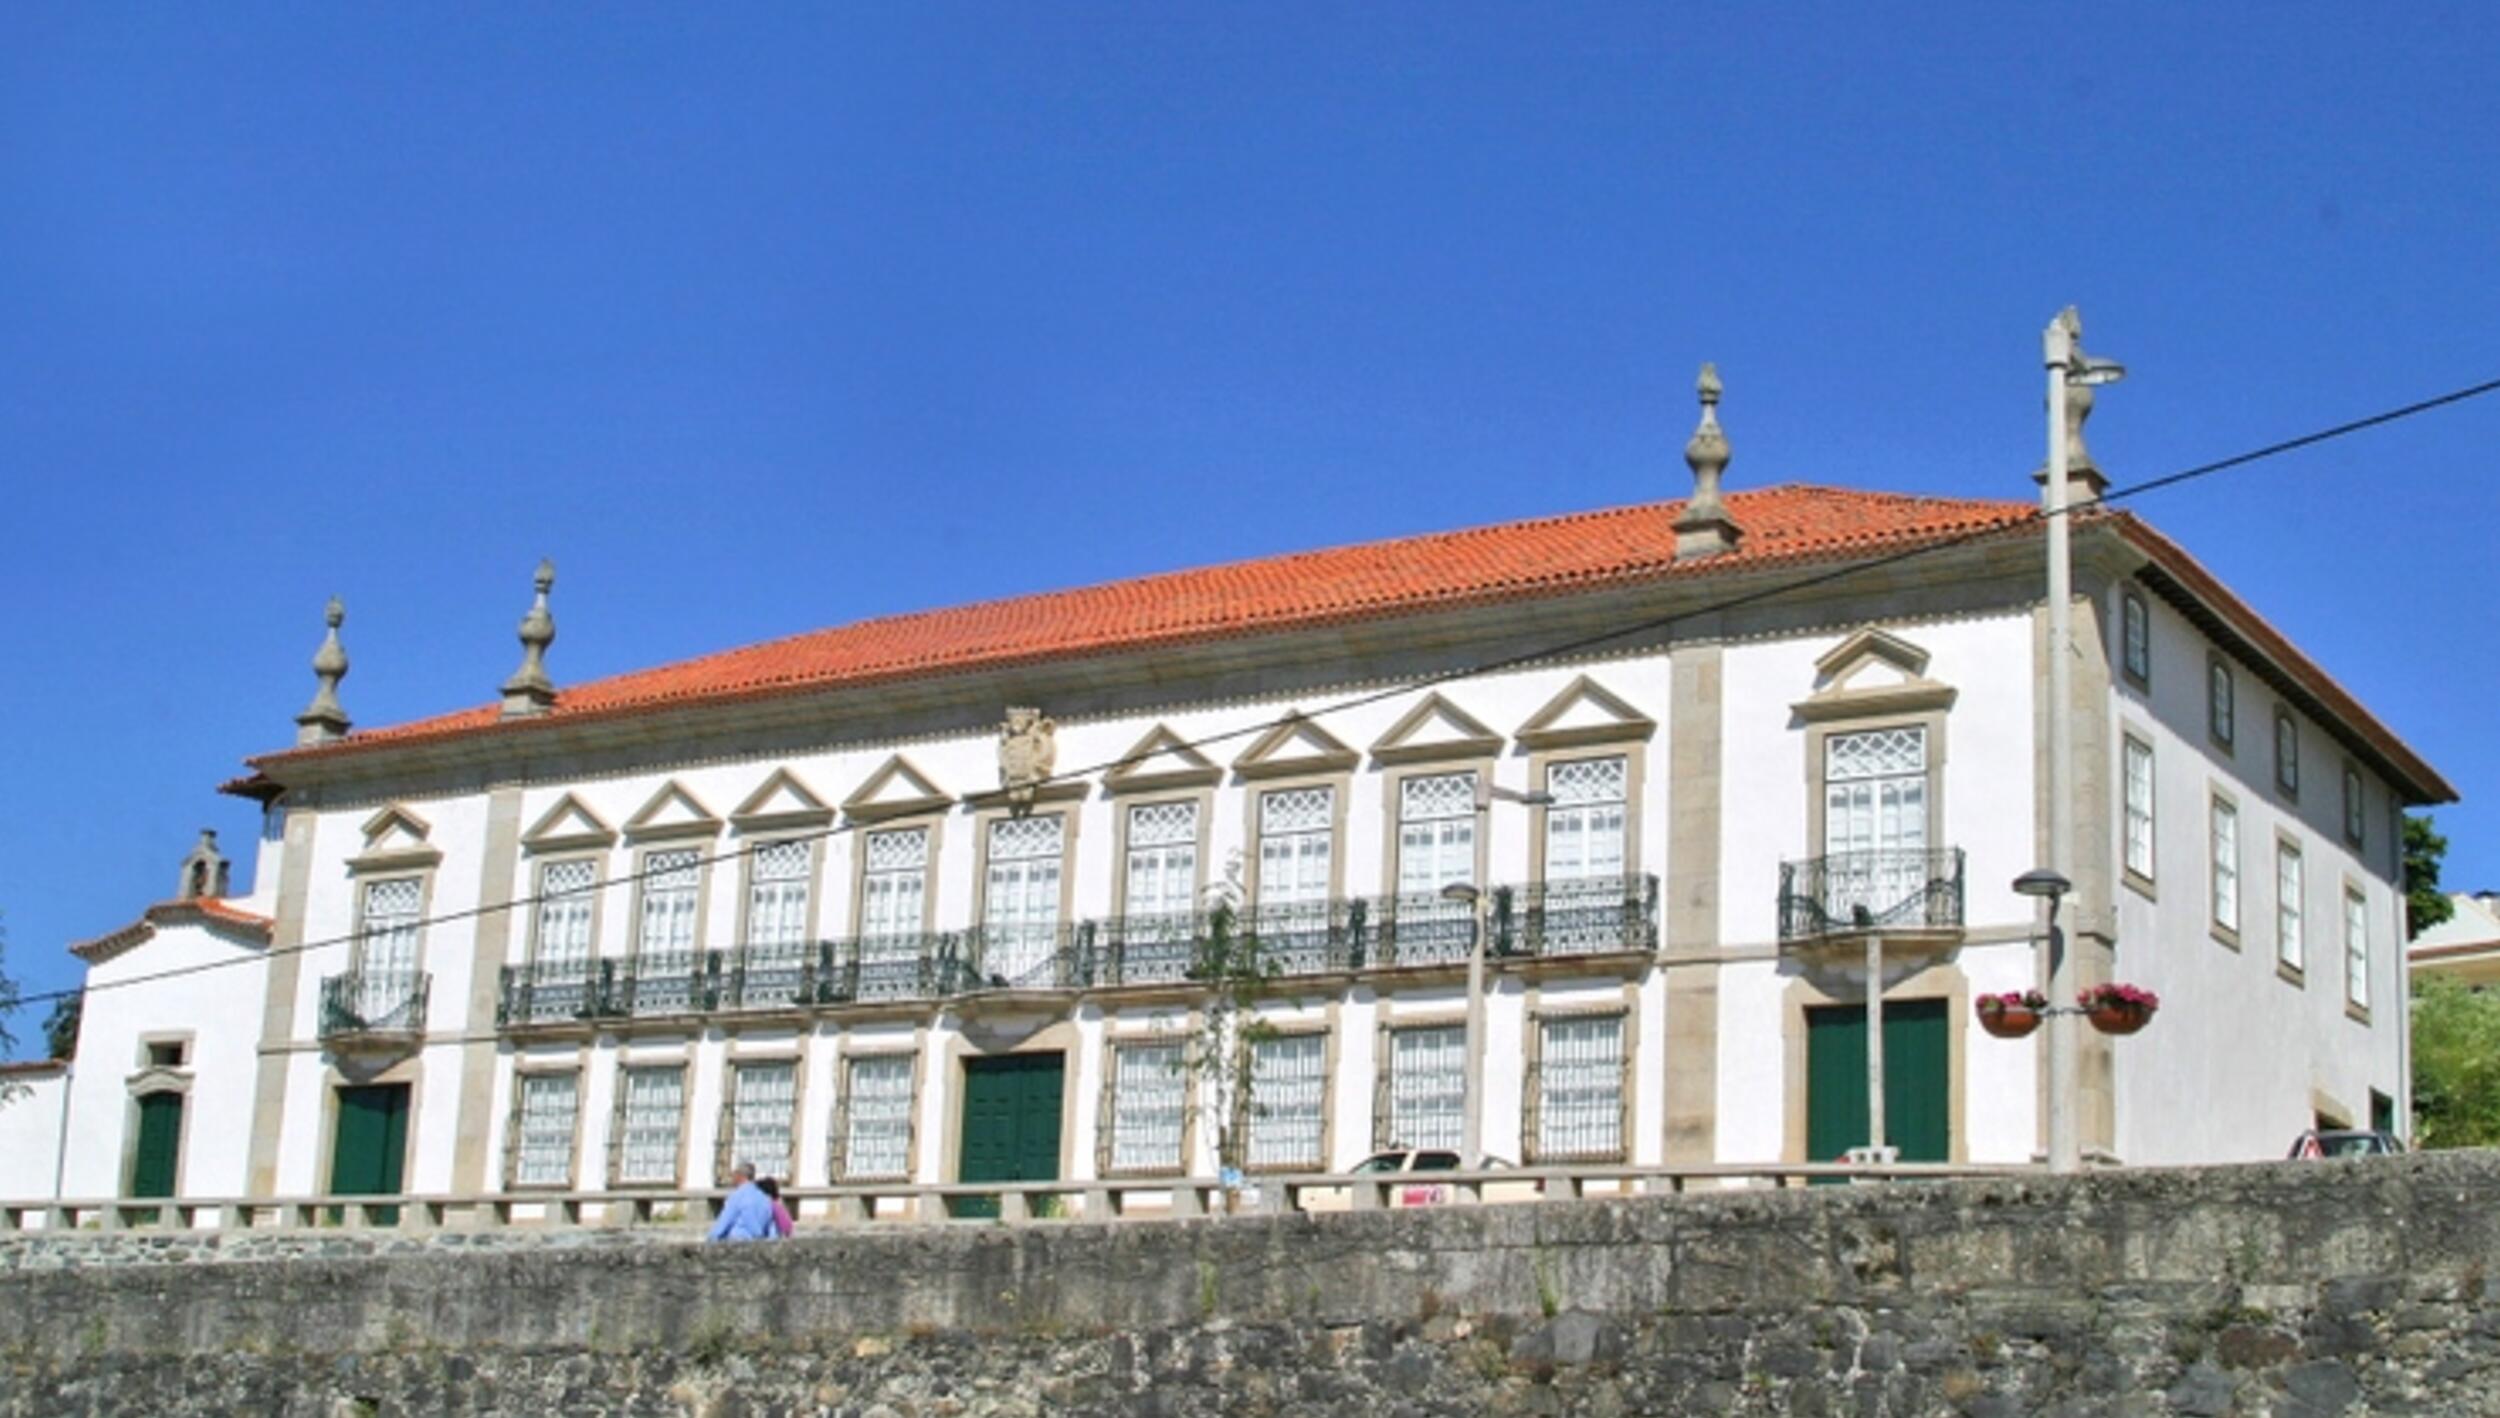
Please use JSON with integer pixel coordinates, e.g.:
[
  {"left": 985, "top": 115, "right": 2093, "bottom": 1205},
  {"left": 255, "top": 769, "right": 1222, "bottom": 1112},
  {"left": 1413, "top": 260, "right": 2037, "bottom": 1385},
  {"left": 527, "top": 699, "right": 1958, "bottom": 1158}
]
[
  {"left": 1107, "top": 1041, "right": 1187, "bottom": 1174},
  {"left": 725, "top": 1060, "right": 797, "bottom": 1182},
  {"left": 1397, "top": 772, "right": 1478, "bottom": 895},
  {"left": 1255, "top": 787, "right": 1337, "bottom": 973},
  {"left": 1545, "top": 756, "right": 1627, "bottom": 883},
  {"left": 1244, "top": 1032, "right": 1326, "bottom": 1170},
  {"left": 511, "top": 1072, "right": 578, "bottom": 1187},
  {"left": 1382, "top": 1025, "right": 1464, "bottom": 1152},
  {"left": 628, "top": 849, "right": 702, "bottom": 1016},
  {"left": 614, "top": 1066, "right": 684, "bottom": 1185},
  {"left": 982, "top": 814, "right": 1065, "bottom": 987},
  {"left": 860, "top": 827, "right": 931, "bottom": 999},
  {"left": 354, "top": 877, "right": 425, "bottom": 1028},
  {"left": 525, "top": 859, "right": 597, "bottom": 1020},
  {"left": 1532, "top": 1014, "right": 1625, "bottom": 1162},
  {"left": 1122, "top": 801, "right": 1199, "bottom": 963},
  {"left": 836, "top": 1054, "right": 914, "bottom": 1180},
  {"left": 1821, "top": 727, "right": 1929, "bottom": 923}
]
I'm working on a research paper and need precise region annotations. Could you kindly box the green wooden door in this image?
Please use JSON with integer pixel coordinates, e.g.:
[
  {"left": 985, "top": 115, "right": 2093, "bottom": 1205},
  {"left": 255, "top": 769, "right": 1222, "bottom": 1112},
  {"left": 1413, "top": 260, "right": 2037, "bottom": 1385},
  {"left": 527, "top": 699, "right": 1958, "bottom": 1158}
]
[
  {"left": 955, "top": 1053, "right": 1064, "bottom": 1218},
  {"left": 1806, "top": 998, "right": 1949, "bottom": 1167},
  {"left": 128, "top": 1093, "right": 183, "bottom": 1221},
  {"left": 330, "top": 1084, "right": 411, "bottom": 1223}
]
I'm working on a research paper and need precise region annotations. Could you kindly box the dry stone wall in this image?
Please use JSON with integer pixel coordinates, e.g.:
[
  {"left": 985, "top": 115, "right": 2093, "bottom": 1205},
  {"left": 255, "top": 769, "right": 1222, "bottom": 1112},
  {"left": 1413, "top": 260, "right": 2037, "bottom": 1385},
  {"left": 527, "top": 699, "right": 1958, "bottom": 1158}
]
[{"left": 6, "top": 1153, "right": 2500, "bottom": 1415}]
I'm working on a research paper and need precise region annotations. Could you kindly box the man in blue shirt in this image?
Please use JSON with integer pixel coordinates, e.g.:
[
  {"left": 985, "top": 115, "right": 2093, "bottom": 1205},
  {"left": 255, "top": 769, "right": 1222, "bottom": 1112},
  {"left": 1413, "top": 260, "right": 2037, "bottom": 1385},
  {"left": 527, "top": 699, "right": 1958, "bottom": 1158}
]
[{"left": 708, "top": 1161, "right": 777, "bottom": 1241}]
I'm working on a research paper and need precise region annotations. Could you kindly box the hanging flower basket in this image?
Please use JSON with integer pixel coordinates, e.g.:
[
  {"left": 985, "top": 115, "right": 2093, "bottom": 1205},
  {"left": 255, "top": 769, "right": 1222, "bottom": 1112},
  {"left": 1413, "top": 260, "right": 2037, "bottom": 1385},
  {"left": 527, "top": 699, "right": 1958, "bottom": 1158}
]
[
  {"left": 2079, "top": 983, "right": 2159, "bottom": 1036},
  {"left": 1975, "top": 990, "right": 2047, "bottom": 1039}
]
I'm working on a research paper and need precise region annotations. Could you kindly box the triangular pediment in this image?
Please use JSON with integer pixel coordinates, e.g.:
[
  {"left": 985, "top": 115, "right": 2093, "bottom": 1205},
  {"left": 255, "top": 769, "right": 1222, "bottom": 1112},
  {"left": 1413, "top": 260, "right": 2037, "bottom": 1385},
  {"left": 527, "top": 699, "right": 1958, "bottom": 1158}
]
[
  {"left": 730, "top": 767, "right": 835, "bottom": 829},
  {"left": 841, "top": 755, "right": 951, "bottom": 822},
  {"left": 359, "top": 804, "right": 432, "bottom": 852},
  {"left": 1233, "top": 712, "right": 1359, "bottom": 780},
  {"left": 1515, "top": 676, "right": 1656, "bottom": 750},
  {"left": 623, "top": 780, "right": 723, "bottom": 841},
  {"left": 1795, "top": 627, "right": 1957, "bottom": 722},
  {"left": 1370, "top": 693, "right": 1504, "bottom": 765},
  {"left": 522, "top": 793, "right": 617, "bottom": 852},
  {"left": 1104, "top": 724, "right": 1222, "bottom": 794}
]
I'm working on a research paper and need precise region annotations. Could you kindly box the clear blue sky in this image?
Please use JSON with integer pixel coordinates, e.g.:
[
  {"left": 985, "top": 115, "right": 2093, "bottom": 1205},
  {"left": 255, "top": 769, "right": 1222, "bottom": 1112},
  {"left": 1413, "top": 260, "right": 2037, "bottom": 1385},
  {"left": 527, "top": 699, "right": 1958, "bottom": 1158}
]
[{"left": 2, "top": 6, "right": 2492, "bottom": 1038}]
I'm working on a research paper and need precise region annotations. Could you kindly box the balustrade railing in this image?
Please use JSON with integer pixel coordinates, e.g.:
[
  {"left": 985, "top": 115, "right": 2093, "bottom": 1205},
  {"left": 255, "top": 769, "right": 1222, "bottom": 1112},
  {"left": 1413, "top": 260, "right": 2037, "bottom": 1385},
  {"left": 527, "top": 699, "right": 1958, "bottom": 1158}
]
[
  {"left": 1777, "top": 848, "right": 1966, "bottom": 941},
  {"left": 321, "top": 969, "right": 430, "bottom": 1039}
]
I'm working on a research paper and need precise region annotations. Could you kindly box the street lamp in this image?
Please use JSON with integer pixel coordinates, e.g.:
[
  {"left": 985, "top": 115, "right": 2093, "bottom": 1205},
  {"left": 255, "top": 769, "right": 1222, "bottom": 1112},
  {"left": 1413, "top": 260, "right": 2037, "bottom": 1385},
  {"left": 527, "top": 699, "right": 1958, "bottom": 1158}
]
[
  {"left": 2040, "top": 306, "right": 2125, "bottom": 1175},
  {"left": 1442, "top": 782, "right": 1554, "bottom": 1167}
]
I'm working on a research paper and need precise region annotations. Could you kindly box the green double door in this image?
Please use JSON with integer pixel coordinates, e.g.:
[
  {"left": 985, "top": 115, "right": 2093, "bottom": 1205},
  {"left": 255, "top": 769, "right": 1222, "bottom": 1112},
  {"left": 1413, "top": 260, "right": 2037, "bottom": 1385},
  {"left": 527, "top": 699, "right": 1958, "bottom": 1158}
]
[
  {"left": 955, "top": 1053, "right": 1064, "bottom": 1218},
  {"left": 129, "top": 1093, "right": 183, "bottom": 1220},
  {"left": 331, "top": 1083, "right": 411, "bottom": 1223},
  {"left": 1806, "top": 998, "right": 1949, "bottom": 1165}
]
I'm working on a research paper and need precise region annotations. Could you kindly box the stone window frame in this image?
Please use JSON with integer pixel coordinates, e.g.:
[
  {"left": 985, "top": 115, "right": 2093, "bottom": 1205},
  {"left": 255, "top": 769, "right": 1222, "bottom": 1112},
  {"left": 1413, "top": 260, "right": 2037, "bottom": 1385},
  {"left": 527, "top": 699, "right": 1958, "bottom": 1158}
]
[
  {"left": 345, "top": 868, "right": 437, "bottom": 1021},
  {"left": 2207, "top": 653, "right": 2236, "bottom": 753},
  {"left": 827, "top": 1046, "right": 922, "bottom": 1182},
  {"left": 624, "top": 839, "right": 716, "bottom": 968},
  {"left": 1107, "top": 790, "right": 1215, "bottom": 925},
  {"left": 522, "top": 850, "right": 610, "bottom": 969},
  {"left": 1521, "top": 998, "right": 1636, "bottom": 1166},
  {"left": 848, "top": 815, "right": 946, "bottom": 941},
  {"left": 2207, "top": 786, "right": 2242, "bottom": 949},
  {"left": 2341, "top": 879, "right": 2372, "bottom": 1022},
  {"left": 1803, "top": 714, "right": 1951, "bottom": 869},
  {"left": 315, "top": 1055, "right": 426, "bottom": 1200},
  {"left": 2274, "top": 831, "right": 2307, "bottom": 985},
  {"left": 1235, "top": 1021, "right": 1337, "bottom": 1176},
  {"left": 1377, "top": 759, "right": 1495, "bottom": 901},
  {"left": 121, "top": 1032, "right": 198, "bottom": 1202},
  {"left": 605, "top": 1058, "right": 691, "bottom": 1190},
  {"left": 502, "top": 1062, "right": 588, "bottom": 1192},
  {"left": 1528, "top": 744, "right": 1647, "bottom": 896},
  {"left": 1372, "top": 1015, "right": 1467, "bottom": 1153},
  {"left": 715, "top": 1052, "right": 806, "bottom": 1185},
  {"left": 2273, "top": 709, "right": 2300, "bottom": 802},
  {"left": 1791, "top": 628, "right": 1957, "bottom": 875},
  {"left": 968, "top": 801, "right": 1084, "bottom": 977},
  {"left": 2120, "top": 587, "right": 2151, "bottom": 689},
  {"left": 734, "top": 833, "right": 825, "bottom": 954},
  {"left": 1241, "top": 771, "right": 1355, "bottom": 912},
  {"left": 1096, "top": 1027, "right": 1197, "bottom": 1179},
  {"left": 2120, "top": 730, "right": 2157, "bottom": 900}
]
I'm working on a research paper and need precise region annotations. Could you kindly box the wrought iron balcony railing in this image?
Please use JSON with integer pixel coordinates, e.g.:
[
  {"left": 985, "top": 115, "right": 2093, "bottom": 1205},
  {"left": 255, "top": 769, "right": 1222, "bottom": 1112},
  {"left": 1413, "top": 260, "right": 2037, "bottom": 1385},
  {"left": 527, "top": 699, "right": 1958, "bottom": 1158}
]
[
  {"left": 497, "top": 958, "right": 602, "bottom": 1025},
  {"left": 962, "top": 922, "right": 1091, "bottom": 992},
  {"left": 1506, "top": 873, "right": 1660, "bottom": 958},
  {"left": 817, "top": 934, "right": 970, "bottom": 1004},
  {"left": 611, "top": 951, "right": 716, "bottom": 1018},
  {"left": 321, "top": 969, "right": 430, "bottom": 1040},
  {"left": 1776, "top": 848, "right": 1966, "bottom": 942}
]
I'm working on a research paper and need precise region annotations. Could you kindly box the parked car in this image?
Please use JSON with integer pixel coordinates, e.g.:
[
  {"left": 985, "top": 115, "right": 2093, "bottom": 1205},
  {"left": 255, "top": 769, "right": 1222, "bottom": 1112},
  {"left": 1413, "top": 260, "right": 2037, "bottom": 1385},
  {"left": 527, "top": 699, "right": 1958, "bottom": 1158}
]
[
  {"left": 2285, "top": 1129, "right": 2403, "bottom": 1160},
  {"left": 1297, "top": 1149, "right": 1540, "bottom": 1212}
]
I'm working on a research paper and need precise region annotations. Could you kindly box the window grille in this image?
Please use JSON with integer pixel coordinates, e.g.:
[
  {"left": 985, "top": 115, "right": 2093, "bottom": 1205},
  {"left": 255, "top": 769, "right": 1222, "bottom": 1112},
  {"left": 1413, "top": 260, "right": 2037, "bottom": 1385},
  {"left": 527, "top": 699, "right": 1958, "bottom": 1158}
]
[
  {"left": 2344, "top": 890, "right": 2370, "bottom": 1010},
  {"left": 356, "top": 877, "right": 424, "bottom": 1025},
  {"left": 2210, "top": 799, "right": 2240, "bottom": 933},
  {"left": 837, "top": 1054, "right": 914, "bottom": 1179},
  {"left": 1534, "top": 1015, "right": 1625, "bottom": 1162},
  {"left": 726, "top": 1061, "right": 797, "bottom": 1181},
  {"left": 983, "top": 814, "right": 1065, "bottom": 986},
  {"left": 1383, "top": 1026, "right": 1464, "bottom": 1152},
  {"left": 512, "top": 1072, "right": 578, "bottom": 1187},
  {"left": 2123, "top": 738, "right": 2155, "bottom": 881},
  {"left": 1108, "top": 1042, "right": 1187, "bottom": 1173},
  {"left": 1245, "top": 1032, "right": 1326, "bottom": 1169},
  {"left": 614, "top": 1066, "right": 684, "bottom": 1185},
  {"left": 2277, "top": 843, "right": 2305, "bottom": 972}
]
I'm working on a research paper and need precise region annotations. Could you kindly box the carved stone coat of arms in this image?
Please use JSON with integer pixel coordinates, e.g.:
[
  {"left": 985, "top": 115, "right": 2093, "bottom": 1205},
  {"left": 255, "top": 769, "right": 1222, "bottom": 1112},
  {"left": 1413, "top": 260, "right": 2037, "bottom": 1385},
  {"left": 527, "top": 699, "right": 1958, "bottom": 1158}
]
[{"left": 997, "top": 706, "right": 1057, "bottom": 815}]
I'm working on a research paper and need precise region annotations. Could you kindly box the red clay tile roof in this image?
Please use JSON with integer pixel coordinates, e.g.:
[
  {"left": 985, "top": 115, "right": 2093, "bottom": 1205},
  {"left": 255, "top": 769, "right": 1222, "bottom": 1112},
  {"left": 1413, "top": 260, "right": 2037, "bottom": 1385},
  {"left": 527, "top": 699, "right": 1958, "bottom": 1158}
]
[
  {"left": 251, "top": 485, "right": 2034, "bottom": 763},
  {"left": 70, "top": 898, "right": 276, "bottom": 964}
]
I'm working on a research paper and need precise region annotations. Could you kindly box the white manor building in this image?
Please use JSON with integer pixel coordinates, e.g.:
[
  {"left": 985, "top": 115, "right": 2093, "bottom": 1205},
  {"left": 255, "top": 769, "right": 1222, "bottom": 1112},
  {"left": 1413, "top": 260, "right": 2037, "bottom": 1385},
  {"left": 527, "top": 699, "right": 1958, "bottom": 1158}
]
[{"left": 32, "top": 369, "right": 2454, "bottom": 1216}]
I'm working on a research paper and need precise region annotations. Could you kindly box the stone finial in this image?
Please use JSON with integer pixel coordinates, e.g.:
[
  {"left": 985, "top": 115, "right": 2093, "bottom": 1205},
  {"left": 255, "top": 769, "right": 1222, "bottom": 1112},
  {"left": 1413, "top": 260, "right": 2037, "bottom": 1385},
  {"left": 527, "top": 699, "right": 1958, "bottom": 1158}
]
[
  {"left": 294, "top": 596, "right": 352, "bottom": 747},
  {"left": 2036, "top": 306, "right": 2109, "bottom": 501},
  {"left": 176, "top": 828, "right": 230, "bottom": 901},
  {"left": 1673, "top": 362, "right": 1743, "bottom": 558},
  {"left": 501, "top": 559, "right": 559, "bottom": 718}
]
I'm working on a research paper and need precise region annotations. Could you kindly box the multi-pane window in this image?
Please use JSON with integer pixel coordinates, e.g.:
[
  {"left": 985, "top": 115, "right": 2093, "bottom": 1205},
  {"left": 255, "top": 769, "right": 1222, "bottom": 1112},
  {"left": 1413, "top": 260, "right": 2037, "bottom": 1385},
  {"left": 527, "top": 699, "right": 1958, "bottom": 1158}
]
[
  {"left": 1535, "top": 1015, "right": 1625, "bottom": 1161},
  {"left": 628, "top": 849, "right": 703, "bottom": 1015},
  {"left": 614, "top": 1066, "right": 684, "bottom": 1185},
  {"left": 2276, "top": 842, "right": 2305, "bottom": 973},
  {"left": 1383, "top": 1025, "right": 1465, "bottom": 1152},
  {"left": 2121, "top": 590, "right": 2150, "bottom": 683},
  {"left": 1545, "top": 756, "right": 1628, "bottom": 883},
  {"left": 746, "top": 840, "right": 812, "bottom": 948},
  {"left": 2344, "top": 889, "right": 2370, "bottom": 1011},
  {"left": 2275, "top": 712, "right": 2300, "bottom": 796},
  {"left": 2209, "top": 658, "right": 2235, "bottom": 747},
  {"left": 2123, "top": 737, "right": 2156, "bottom": 882},
  {"left": 1107, "top": 1042, "right": 1187, "bottom": 1173},
  {"left": 1244, "top": 1032, "right": 1326, "bottom": 1170},
  {"left": 356, "top": 876, "right": 424, "bottom": 1027},
  {"left": 1123, "top": 802, "right": 1199, "bottom": 923},
  {"left": 1257, "top": 788, "right": 1335, "bottom": 908},
  {"left": 983, "top": 815, "right": 1066, "bottom": 987},
  {"left": 2343, "top": 767, "right": 2366, "bottom": 847},
  {"left": 1397, "top": 772, "right": 1478, "bottom": 895},
  {"left": 2210, "top": 798, "right": 2240, "bottom": 935},
  {"left": 1823, "top": 727, "right": 1929, "bottom": 922},
  {"left": 512, "top": 1072, "right": 578, "bottom": 1187},
  {"left": 837, "top": 1054, "right": 914, "bottom": 1179},
  {"left": 726, "top": 1061, "right": 797, "bottom": 1181},
  {"left": 859, "top": 828, "right": 931, "bottom": 1000},
  {"left": 523, "top": 859, "right": 597, "bottom": 1019}
]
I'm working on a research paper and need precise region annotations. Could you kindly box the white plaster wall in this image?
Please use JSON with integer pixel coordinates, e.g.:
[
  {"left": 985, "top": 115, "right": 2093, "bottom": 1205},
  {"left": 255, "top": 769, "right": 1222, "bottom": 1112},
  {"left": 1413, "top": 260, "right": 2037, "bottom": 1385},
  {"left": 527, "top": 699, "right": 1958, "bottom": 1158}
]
[
  {"left": 2105, "top": 584, "right": 2408, "bottom": 1165},
  {"left": 0, "top": 1071, "right": 68, "bottom": 1200},
  {"left": 63, "top": 922, "right": 268, "bottom": 1201}
]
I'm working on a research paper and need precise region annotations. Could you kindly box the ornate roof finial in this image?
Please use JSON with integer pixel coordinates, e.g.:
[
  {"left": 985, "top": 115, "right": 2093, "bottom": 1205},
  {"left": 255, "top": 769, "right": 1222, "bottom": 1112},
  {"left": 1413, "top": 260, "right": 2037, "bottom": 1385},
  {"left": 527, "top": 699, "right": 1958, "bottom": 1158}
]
[
  {"left": 500, "top": 558, "right": 559, "bottom": 718},
  {"left": 294, "top": 596, "right": 352, "bottom": 747},
  {"left": 1673, "top": 362, "right": 1743, "bottom": 558}
]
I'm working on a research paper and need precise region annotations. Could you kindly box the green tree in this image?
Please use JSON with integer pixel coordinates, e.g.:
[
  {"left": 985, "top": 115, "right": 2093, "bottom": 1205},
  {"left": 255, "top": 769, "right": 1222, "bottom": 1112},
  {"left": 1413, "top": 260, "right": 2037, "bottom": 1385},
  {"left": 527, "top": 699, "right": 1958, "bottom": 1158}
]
[
  {"left": 2405, "top": 814, "right": 2452, "bottom": 939},
  {"left": 44, "top": 990, "right": 81, "bottom": 1061},
  {"left": 2412, "top": 974, "right": 2500, "bottom": 1148}
]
